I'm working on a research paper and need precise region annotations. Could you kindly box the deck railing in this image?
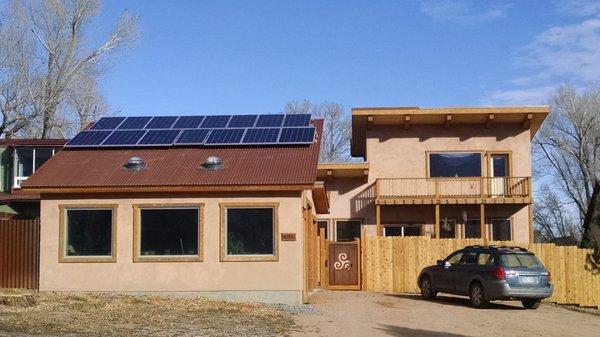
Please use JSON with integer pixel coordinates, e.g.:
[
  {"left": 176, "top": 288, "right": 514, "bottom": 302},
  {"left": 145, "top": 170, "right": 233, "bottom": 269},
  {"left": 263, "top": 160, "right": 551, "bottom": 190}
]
[{"left": 376, "top": 176, "right": 531, "bottom": 199}]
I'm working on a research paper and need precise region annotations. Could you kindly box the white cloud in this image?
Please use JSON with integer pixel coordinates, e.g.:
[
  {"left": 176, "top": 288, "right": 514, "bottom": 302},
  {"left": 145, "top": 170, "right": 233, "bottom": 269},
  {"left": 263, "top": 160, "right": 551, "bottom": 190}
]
[
  {"left": 419, "top": 0, "right": 511, "bottom": 25},
  {"left": 484, "top": 9, "right": 600, "bottom": 105},
  {"left": 552, "top": 0, "right": 600, "bottom": 16}
]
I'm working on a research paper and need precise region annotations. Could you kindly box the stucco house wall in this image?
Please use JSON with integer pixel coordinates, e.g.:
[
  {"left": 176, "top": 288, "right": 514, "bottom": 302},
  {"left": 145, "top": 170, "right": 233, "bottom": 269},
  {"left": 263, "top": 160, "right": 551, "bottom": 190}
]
[{"left": 39, "top": 191, "right": 306, "bottom": 305}]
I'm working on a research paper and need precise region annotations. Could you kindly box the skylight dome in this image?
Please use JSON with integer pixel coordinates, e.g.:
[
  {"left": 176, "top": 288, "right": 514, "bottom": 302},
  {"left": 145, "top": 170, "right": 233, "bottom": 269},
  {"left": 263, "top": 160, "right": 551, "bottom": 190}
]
[
  {"left": 200, "top": 156, "right": 222, "bottom": 171},
  {"left": 123, "top": 156, "right": 147, "bottom": 171}
]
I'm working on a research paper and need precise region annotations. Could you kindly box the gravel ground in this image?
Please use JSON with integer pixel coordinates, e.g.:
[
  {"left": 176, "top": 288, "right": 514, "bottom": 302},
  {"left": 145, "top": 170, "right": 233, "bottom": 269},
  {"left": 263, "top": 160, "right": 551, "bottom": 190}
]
[
  {"left": 292, "top": 290, "right": 600, "bottom": 337},
  {"left": 0, "top": 292, "right": 294, "bottom": 337}
]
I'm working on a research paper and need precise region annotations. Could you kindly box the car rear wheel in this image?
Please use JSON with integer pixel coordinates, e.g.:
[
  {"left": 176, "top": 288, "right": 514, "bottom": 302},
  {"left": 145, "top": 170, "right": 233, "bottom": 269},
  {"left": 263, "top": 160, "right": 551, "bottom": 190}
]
[
  {"left": 521, "top": 299, "right": 541, "bottom": 309},
  {"left": 420, "top": 276, "right": 437, "bottom": 300},
  {"left": 469, "top": 282, "right": 490, "bottom": 309}
]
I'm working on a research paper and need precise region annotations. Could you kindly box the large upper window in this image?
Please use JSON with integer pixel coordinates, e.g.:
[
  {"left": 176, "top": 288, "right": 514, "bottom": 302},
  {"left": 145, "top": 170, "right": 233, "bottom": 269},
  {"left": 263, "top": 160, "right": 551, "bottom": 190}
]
[
  {"left": 59, "top": 206, "right": 116, "bottom": 262},
  {"left": 429, "top": 152, "right": 482, "bottom": 177},
  {"left": 134, "top": 205, "right": 202, "bottom": 262},
  {"left": 14, "top": 147, "right": 59, "bottom": 188},
  {"left": 221, "top": 204, "right": 278, "bottom": 261}
]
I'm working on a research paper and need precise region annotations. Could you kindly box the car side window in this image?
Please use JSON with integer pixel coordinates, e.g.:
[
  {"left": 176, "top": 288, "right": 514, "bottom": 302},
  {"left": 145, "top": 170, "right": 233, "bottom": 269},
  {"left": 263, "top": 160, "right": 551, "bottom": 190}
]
[
  {"left": 463, "top": 251, "right": 478, "bottom": 265},
  {"left": 446, "top": 252, "right": 463, "bottom": 265},
  {"left": 477, "top": 253, "right": 494, "bottom": 266}
]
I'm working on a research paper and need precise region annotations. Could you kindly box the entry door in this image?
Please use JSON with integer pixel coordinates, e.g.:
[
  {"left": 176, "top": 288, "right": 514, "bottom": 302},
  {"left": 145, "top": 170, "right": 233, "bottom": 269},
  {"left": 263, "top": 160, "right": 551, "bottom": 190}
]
[
  {"left": 490, "top": 154, "right": 509, "bottom": 196},
  {"left": 328, "top": 241, "right": 360, "bottom": 290}
]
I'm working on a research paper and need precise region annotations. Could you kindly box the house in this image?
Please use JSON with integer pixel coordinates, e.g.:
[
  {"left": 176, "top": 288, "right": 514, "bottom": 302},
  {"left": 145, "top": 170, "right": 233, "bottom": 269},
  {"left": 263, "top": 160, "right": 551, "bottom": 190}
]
[
  {"left": 20, "top": 115, "right": 327, "bottom": 305},
  {"left": 0, "top": 139, "right": 67, "bottom": 219},
  {"left": 317, "top": 106, "right": 548, "bottom": 243}
]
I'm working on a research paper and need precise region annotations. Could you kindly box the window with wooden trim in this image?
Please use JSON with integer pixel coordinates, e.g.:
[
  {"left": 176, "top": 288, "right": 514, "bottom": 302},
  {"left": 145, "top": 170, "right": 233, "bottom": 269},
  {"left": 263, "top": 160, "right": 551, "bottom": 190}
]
[
  {"left": 384, "top": 224, "right": 423, "bottom": 237},
  {"left": 464, "top": 219, "right": 481, "bottom": 239},
  {"left": 335, "top": 220, "right": 362, "bottom": 242},
  {"left": 133, "top": 205, "right": 203, "bottom": 262},
  {"left": 221, "top": 203, "right": 279, "bottom": 262},
  {"left": 59, "top": 206, "right": 117, "bottom": 263},
  {"left": 440, "top": 218, "right": 457, "bottom": 238},
  {"left": 429, "top": 152, "right": 482, "bottom": 177}
]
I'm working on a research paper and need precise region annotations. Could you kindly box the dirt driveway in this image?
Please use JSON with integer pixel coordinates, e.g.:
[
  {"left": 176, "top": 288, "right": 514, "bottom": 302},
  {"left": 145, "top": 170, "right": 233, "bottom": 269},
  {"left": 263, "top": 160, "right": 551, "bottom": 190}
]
[{"left": 291, "top": 291, "right": 600, "bottom": 337}]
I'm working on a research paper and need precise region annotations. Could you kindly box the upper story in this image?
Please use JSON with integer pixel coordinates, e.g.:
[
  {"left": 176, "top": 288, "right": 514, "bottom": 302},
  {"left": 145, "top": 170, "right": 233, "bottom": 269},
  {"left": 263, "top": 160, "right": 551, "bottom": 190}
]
[
  {"left": 322, "top": 106, "right": 549, "bottom": 205},
  {"left": 0, "top": 139, "right": 67, "bottom": 193}
]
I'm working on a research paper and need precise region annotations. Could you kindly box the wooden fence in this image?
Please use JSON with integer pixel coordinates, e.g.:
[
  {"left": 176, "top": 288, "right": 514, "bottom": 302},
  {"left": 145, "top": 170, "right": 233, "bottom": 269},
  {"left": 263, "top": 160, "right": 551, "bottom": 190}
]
[
  {"left": 361, "top": 236, "right": 600, "bottom": 309},
  {"left": 0, "top": 220, "right": 40, "bottom": 290}
]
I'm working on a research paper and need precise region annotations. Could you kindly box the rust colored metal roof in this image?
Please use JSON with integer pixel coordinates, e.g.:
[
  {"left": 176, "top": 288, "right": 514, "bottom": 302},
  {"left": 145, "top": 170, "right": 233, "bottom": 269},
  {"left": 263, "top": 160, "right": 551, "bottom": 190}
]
[
  {"left": 0, "top": 190, "right": 40, "bottom": 202},
  {"left": 21, "top": 121, "right": 322, "bottom": 191},
  {"left": 0, "top": 139, "right": 67, "bottom": 147}
]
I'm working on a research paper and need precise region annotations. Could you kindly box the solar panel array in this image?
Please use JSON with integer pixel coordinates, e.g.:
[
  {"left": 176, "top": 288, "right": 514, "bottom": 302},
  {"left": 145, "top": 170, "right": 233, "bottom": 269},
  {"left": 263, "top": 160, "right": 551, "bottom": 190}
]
[{"left": 66, "top": 114, "right": 316, "bottom": 148}]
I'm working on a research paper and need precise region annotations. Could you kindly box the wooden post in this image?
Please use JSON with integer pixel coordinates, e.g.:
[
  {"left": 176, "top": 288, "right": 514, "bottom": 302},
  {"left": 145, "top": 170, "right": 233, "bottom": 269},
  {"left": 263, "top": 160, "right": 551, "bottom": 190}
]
[
  {"left": 435, "top": 204, "right": 440, "bottom": 239},
  {"left": 480, "top": 204, "right": 487, "bottom": 243},
  {"left": 376, "top": 204, "right": 382, "bottom": 236}
]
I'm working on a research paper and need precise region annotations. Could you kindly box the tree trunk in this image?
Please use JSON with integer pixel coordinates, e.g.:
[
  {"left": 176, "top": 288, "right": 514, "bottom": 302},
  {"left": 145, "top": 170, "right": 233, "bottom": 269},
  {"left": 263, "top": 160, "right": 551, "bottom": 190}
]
[{"left": 581, "top": 180, "right": 600, "bottom": 249}]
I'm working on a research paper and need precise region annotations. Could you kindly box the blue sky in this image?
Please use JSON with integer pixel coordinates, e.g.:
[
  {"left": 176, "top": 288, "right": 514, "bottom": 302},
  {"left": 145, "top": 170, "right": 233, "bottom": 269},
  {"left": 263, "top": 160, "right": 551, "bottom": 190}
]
[{"left": 92, "top": 0, "right": 600, "bottom": 116}]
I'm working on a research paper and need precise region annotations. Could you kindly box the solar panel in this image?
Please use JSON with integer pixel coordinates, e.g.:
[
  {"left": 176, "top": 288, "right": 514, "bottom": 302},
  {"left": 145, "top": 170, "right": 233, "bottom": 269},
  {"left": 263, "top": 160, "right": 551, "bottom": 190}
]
[
  {"left": 66, "top": 130, "right": 112, "bottom": 146},
  {"left": 173, "top": 116, "right": 205, "bottom": 129},
  {"left": 278, "top": 127, "right": 315, "bottom": 144},
  {"left": 102, "top": 130, "right": 147, "bottom": 146},
  {"left": 255, "top": 114, "right": 284, "bottom": 127},
  {"left": 146, "top": 116, "right": 178, "bottom": 129},
  {"left": 242, "top": 128, "right": 280, "bottom": 144},
  {"left": 201, "top": 115, "right": 231, "bottom": 128},
  {"left": 205, "top": 128, "right": 245, "bottom": 145},
  {"left": 138, "top": 129, "right": 182, "bottom": 145},
  {"left": 283, "top": 114, "right": 311, "bottom": 127},
  {"left": 118, "top": 117, "right": 152, "bottom": 129},
  {"left": 228, "top": 115, "right": 258, "bottom": 127},
  {"left": 174, "top": 129, "right": 211, "bottom": 145},
  {"left": 89, "top": 117, "right": 125, "bottom": 130}
]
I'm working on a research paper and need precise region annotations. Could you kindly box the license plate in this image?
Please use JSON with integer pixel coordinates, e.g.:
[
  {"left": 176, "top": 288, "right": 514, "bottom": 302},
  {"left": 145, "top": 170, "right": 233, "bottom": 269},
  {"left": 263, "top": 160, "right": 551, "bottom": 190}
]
[{"left": 520, "top": 276, "right": 538, "bottom": 284}]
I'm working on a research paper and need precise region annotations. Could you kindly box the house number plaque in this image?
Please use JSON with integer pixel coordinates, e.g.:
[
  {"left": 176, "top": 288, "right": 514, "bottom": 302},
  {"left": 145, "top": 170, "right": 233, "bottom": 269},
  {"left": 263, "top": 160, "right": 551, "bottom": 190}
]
[{"left": 281, "top": 233, "right": 296, "bottom": 241}]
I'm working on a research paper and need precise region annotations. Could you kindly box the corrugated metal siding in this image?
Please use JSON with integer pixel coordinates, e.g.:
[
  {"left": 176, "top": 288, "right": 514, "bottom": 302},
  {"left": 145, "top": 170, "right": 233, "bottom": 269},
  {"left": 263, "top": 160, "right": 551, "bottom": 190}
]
[
  {"left": 22, "top": 120, "right": 323, "bottom": 189},
  {"left": 0, "top": 220, "right": 40, "bottom": 289}
]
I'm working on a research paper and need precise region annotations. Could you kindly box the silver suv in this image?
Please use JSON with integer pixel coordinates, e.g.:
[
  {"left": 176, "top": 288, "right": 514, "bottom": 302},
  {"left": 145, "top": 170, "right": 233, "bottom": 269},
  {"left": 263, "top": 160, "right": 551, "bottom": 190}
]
[{"left": 418, "top": 245, "right": 553, "bottom": 309}]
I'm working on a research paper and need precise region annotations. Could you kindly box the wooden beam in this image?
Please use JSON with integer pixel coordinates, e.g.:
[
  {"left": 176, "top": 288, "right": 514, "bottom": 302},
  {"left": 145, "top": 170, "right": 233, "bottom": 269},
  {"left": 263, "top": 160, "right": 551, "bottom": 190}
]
[
  {"left": 404, "top": 115, "right": 411, "bottom": 129},
  {"left": 376, "top": 204, "right": 382, "bottom": 236},
  {"left": 444, "top": 114, "right": 452, "bottom": 128},
  {"left": 480, "top": 204, "right": 487, "bottom": 243},
  {"left": 486, "top": 113, "right": 495, "bottom": 128},
  {"left": 522, "top": 113, "right": 533, "bottom": 129},
  {"left": 435, "top": 204, "right": 440, "bottom": 239}
]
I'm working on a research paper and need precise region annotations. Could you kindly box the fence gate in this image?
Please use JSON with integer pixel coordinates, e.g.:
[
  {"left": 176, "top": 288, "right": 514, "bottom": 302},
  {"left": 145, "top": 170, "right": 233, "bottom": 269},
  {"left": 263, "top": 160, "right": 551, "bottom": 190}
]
[
  {"left": 0, "top": 220, "right": 40, "bottom": 289},
  {"left": 327, "top": 240, "right": 361, "bottom": 290}
]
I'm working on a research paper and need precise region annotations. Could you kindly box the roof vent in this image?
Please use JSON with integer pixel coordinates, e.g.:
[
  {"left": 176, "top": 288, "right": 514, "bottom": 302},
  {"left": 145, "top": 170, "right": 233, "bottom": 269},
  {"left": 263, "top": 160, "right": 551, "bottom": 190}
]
[
  {"left": 200, "top": 156, "right": 222, "bottom": 171},
  {"left": 123, "top": 156, "right": 147, "bottom": 172}
]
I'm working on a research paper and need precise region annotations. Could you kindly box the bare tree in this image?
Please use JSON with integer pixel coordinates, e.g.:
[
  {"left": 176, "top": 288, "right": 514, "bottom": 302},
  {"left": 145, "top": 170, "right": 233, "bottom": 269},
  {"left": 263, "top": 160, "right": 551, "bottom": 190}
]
[
  {"left": 534, "top": 85, "right": 600, "bottom": 245},
  {"left": 283, "top": 100, "right": 352, "bottom": 162},
  {"left": 0, "top": 0, "right": 137, "bottom": 139}
]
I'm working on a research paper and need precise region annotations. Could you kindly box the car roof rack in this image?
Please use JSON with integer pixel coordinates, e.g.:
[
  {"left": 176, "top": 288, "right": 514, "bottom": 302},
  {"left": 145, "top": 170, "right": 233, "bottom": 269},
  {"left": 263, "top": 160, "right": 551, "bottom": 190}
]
[{"left": 463, "top": 245, "right": 529, "bottom": 252}]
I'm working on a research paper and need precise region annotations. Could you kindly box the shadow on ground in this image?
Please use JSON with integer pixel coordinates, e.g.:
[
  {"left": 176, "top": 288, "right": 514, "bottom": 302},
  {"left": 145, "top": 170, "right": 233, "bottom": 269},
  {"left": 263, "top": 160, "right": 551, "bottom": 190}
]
[
  {"left": 378, "top": 325, "right": 469, "bottom": 337},
  {"left": 385, "top": 293, "right": 524, "bottom": 310}
]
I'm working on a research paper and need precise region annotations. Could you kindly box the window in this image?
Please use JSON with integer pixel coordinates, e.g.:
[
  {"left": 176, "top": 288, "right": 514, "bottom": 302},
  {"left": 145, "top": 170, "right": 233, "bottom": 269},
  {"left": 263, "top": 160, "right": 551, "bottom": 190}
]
[
  {"left": 336, "top": 220, "right": 361, "bottom": 242},
  {"left": 464, "top": 219, "right": 481, "bottom": 239},
  {"left": 429, "top": 152, "right": 482, "bottom": 177},
  {"left": 477, "top": 253, "right": 493, "bottom": 266},
  {"left": 491, "top": 219, "right": 511, "bottom": 241},
  {"left": 221, "top": 204, "right": 278, "bottom": 262},
  {"left": 59, "top": 206, "right": 117, "bottom": 262},
  {"left": 445, "top": 251, "right": 463, "bottom": 265},
  {"left": 134, "top": 206, "right": 202, "bottom": 262},
  {"left": 384, "top": 225, "right": 422, "bottom": 237},
  {"left": 317, "top": 220, "right": 328, "bottom": 239},
  {"left": 13, "top": 147, "right": 59, "bottom": 188},
  {"left": 440, "top": 218, "right": 457, "bottom": 238},
  {"left": 501, "top": 254, "right": 541, "bottom": 268},
  {"left": 462, "top": 251, "right": 478, "bottom": 264}
]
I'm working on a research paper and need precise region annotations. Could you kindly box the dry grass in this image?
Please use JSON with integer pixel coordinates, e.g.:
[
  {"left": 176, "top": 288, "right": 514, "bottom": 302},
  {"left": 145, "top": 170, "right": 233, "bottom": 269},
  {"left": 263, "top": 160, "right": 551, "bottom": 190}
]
[{"left": 0, "top": 292, "right": 295, "bottom": 337}]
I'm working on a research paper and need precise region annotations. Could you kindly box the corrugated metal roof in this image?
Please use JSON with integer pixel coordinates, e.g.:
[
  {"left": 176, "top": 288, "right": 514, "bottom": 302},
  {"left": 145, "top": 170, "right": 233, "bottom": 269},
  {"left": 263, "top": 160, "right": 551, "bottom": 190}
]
[{"left": 21, "top": 120, "right": 322, "bottom": 190}]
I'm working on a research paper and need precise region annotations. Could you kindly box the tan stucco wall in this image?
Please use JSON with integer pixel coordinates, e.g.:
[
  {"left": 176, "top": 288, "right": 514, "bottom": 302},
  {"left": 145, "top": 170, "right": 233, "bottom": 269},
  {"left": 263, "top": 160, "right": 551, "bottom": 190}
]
[
  {"left": 319, "top": 124, "right": 533, "bottom": 243},
  {"left": 39, "top": 191, "right": 305, "bottom": 304}
]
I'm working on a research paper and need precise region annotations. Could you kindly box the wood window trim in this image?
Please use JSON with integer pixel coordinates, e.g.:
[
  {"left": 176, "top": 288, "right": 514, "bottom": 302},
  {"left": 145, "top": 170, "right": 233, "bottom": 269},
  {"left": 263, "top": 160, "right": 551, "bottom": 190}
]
[
  {"left": 486, "top": 151, "right": 513, "bottom": 177},
  {"left": 383, "top": 223, "right": 425, "bottom": 237},
  {"left": 132, "top": 203, "right": 204, "bottom": 263},
  {"left": 220, "top": 202, "right": 280, "bottom": 262},
  {"left": 333, "top": 218, "right": 364, "bottom": 242},
  {"left": 425, "top": 150, "right": 486, "bottom": 178},
  {"left": 58, "top": 204, "right": 118, "bottom": 263},
  {"left": 490, "top": 217, "right": 513, "bottom": 241}
]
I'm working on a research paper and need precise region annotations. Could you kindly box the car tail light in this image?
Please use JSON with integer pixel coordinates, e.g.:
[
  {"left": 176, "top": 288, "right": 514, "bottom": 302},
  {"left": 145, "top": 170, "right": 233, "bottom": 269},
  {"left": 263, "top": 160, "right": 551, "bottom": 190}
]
[{"left": 493, "top": 266, "right": 506, "bottom": 280}]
